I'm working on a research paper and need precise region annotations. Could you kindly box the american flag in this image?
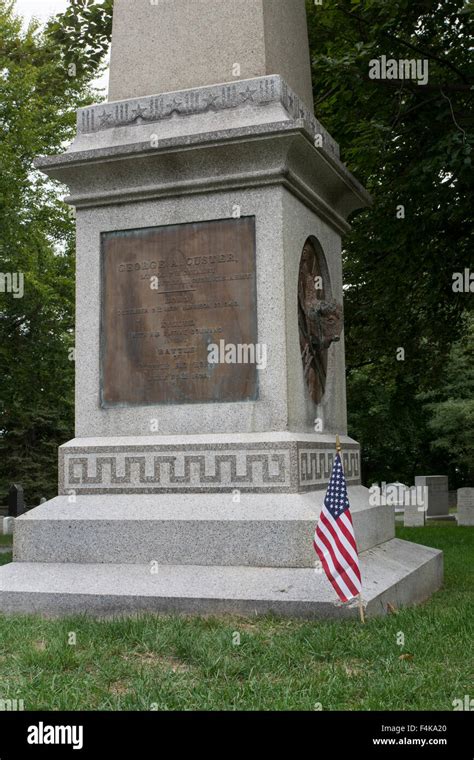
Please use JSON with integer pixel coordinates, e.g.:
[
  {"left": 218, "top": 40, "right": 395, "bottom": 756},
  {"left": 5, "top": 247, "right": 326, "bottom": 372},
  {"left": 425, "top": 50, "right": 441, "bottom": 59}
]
[{"left": 313, "top": 452, "right": 362, "bottom": 602}]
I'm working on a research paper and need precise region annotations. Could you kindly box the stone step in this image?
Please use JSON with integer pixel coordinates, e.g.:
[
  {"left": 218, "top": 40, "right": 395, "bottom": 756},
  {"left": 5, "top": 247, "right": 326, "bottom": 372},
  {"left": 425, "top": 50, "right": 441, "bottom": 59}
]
[
  {"left": 0, "top": 539, "right": 442, "bottom": 619},
  {"left": 13, "top": 490, "right": 394, "bottom": 567}
]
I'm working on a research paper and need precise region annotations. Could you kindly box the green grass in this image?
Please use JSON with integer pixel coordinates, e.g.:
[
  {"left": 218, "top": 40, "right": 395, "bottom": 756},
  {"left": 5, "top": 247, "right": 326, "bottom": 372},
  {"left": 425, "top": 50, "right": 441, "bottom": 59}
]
[
  {"left": 0, "top": 534, "right": 13, "bottom": 547},
  {"left": 0, "top": 525, "right": 472, "bottom": 711}
]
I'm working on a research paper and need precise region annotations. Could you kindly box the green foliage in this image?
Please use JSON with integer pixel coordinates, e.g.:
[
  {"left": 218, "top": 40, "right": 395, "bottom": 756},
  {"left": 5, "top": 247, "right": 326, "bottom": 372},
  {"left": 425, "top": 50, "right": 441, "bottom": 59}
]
[
  {"left": 345, "top": 365, "right": 431, "bottom": 484},
  {"left": 306, "top": 0, "right": 473, "bottom": 486},
  {"left": 420, "top": 312, "right": 474, "bottom": 479},
  {"left": 47, "top": 0, "right": 113, "bottom": 79},
  {"left": 0, "top": 0, "right": 98, "bottom": 504}
]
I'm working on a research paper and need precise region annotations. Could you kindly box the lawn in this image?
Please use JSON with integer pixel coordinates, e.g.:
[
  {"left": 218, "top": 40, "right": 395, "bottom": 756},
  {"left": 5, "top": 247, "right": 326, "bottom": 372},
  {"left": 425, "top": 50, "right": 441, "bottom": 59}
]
[{"left": 0, "top": 525, "right": 471, "bottom": 711}]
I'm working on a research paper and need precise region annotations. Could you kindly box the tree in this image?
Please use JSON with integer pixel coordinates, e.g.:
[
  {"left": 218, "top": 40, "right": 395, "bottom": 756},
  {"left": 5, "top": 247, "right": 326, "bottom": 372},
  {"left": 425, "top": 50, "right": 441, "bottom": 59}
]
[
  {"left": 306, "top": 0, "right": 473, "bottom": 485},
  {"left": 47, "top": 0, "right": 113, "bottom": 79},
  {"left": 420, "top": 311, "right": 474, "bottom": 481},
  {"left": 0, "top": 0, "right": 99, "bottom": 504}
]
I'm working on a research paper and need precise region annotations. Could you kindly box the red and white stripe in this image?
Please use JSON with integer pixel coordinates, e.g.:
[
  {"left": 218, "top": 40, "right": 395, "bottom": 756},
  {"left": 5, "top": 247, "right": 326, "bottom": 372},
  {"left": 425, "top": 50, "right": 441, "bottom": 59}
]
[{"left": 314, "top": 505, "right": 362, "bottom": 602}]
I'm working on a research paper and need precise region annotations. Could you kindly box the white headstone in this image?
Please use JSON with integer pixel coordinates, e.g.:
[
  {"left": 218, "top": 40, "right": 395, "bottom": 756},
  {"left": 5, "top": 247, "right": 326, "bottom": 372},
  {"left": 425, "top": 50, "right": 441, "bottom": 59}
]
[
  {"left": 2, "top": 517, "right": 14, "bottom": 536},
  {"left": 403, "top": 500, "right": 426, "bottom": 527},
  {"left": 383, "top": 482, "right": 408, "bottom": 512},
  {"left": 457, "top": 488, "right": 474, "bottom": 526}
]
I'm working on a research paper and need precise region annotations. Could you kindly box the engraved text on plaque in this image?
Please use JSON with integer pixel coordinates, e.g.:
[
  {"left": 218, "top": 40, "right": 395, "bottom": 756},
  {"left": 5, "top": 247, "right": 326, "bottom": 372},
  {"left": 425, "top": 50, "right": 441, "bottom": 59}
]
[{"left": 100, "top": 217, "right": 258, "bottom": 406}]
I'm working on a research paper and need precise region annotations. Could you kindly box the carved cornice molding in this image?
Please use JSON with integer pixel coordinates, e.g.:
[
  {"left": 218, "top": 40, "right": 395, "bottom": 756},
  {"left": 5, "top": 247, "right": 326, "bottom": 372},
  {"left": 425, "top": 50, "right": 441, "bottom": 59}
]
[{"left": 77, "top": 75, "right": 340, "bottom": 161}]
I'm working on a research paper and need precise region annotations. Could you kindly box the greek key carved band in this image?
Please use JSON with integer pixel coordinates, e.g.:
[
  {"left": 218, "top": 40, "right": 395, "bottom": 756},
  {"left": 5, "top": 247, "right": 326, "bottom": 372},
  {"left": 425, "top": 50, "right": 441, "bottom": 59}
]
[
  {"left": 299, "top": 449, "right": 360, "bottom": 489},
  {"left": 60, "top": 443, "right": 360, "bottom": 494},
  {"left": 64, "top": 451, "right": 292, "bottom": 493}
]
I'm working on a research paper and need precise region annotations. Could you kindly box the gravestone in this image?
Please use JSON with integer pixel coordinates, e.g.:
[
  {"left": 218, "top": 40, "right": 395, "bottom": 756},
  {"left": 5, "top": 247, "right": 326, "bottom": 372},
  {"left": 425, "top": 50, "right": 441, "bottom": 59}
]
[
  {"left": 8, "top": 485, "right": 25, "bottom": 517},
  {"left": 0, "top": 0, "right": 442, "bottom": 618},
  {"left": 2, "top": 518, "right": 14, "bottom": 536},
  {"left": 404, "top": 500, "right": 426, "bottom": 528},
  {"left": 415, "top": 476, "right": 449, "bottom": 517},
  {"left": 457, "top": 488, "right": 474, "bottom": 526},
  {"left": 382, "top": 482, "right": 408, "bottom": 515}
]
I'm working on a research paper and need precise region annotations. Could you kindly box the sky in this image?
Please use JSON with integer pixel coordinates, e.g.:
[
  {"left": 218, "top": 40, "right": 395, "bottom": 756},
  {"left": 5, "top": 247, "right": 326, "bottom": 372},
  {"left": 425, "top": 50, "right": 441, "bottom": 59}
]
[
  {"left": 14, "top": 0, "right": 110, "bottom": 92},
  {"left": 15, "top": 0, "right": 69, "bottom": 24}
]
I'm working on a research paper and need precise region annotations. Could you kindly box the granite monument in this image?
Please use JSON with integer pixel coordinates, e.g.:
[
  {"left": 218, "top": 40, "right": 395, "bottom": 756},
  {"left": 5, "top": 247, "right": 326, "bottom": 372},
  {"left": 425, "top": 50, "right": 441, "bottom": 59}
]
[{"left": 0, "top": 0, "right": 443, "bottom": 617}]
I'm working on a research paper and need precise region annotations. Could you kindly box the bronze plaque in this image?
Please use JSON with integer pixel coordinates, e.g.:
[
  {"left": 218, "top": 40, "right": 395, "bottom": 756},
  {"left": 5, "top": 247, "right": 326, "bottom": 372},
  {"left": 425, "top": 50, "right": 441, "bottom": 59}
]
[{"left": 100, "top": 217, "right": 258, "bottom": 406}]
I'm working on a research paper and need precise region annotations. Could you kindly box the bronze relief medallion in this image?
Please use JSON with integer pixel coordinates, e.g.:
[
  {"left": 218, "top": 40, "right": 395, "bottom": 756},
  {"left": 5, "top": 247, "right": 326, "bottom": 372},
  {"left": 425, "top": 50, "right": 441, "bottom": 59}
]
[{"left": 298, "top": 238, "right": 343, "bottom": 405}]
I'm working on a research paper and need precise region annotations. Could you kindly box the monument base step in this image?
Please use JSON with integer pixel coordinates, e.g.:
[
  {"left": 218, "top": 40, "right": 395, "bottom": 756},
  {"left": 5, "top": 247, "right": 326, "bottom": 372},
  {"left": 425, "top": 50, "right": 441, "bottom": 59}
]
[
  {"left": 0, "top": 539, "right": 442, "bottom": 619},
  {"left": 13, "top": 490, "right": 394, "bottom": 567}
]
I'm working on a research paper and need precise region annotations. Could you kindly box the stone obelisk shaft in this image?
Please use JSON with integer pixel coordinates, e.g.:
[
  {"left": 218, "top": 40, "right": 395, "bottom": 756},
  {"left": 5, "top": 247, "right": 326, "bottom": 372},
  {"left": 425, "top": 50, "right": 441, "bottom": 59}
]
[{"left": 108, "top": 0, "right": 314, "bottom": 109}]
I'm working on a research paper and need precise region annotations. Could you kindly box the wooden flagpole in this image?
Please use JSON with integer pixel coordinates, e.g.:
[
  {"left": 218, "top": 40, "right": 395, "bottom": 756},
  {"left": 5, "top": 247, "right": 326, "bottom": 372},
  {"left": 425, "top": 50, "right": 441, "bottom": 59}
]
[
  {"left": 358, "top": 593, "right": 365, "bottom": 624},
  {"left": 336, "top": 434, "right": 365, "bottom": 624}
]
